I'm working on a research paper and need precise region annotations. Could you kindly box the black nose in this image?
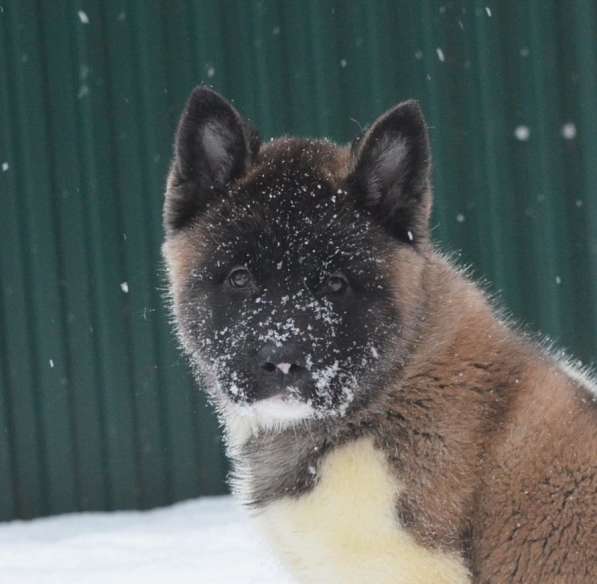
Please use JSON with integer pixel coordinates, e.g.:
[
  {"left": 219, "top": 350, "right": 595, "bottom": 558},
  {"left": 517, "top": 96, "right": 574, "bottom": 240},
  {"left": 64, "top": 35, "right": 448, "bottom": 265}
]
[{"left": 254, "top": 343, "right": 309, "bottom": 397}]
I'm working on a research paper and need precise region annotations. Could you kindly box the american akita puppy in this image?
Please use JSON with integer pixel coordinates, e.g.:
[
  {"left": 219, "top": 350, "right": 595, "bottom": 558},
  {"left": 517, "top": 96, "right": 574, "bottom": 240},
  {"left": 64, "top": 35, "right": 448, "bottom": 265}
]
[{"left": 162, "top": 87, "right": 597, "bottom": 583}]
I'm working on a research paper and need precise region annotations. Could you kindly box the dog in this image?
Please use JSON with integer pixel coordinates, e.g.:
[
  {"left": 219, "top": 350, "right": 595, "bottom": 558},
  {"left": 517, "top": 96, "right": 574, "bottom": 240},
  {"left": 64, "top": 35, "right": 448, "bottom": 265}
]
[{"left": 162, "top": 86, "right": 596, "bottom": 583}]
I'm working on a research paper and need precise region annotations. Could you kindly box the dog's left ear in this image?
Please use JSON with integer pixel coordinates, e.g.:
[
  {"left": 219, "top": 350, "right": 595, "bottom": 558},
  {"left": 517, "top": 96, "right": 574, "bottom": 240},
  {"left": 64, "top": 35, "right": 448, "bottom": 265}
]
[
  {"left": 164, "top": 86, "right": 261, "bottom": 233},
  {"left": 348, "top": 100, "right": 432, "bottom": 244}
]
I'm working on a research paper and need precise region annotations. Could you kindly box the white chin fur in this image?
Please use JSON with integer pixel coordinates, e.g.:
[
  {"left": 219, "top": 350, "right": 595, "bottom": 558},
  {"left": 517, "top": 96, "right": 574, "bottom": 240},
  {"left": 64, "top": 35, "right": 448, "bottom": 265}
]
[
  {"left": 247, "top": 395, "right": 315, "bottom": 423},
  {"left": 222, "top": 395, "right": 315, "bottom": 449}
]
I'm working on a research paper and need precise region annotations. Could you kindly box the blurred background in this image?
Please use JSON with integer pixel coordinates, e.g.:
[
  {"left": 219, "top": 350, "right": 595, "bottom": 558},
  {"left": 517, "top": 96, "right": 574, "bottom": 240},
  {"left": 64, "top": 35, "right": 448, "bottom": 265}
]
[{"left": 0, "top": 0, "right": 595, "bottom": 522}]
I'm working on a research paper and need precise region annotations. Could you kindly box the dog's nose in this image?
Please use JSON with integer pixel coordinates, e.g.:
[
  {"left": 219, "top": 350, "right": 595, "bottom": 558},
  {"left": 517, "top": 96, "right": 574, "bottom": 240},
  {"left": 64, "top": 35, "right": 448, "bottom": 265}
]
[{"left": 255, "top": 343, "right": 308, "bottom": 396}]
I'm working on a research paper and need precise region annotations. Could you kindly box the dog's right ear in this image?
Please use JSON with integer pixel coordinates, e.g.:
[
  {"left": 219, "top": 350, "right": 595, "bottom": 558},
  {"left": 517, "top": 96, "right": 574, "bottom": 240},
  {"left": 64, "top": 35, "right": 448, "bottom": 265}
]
[
  {"left": 347, "top": 100, "right": 431, "bottom": 245},
  {"left": 164, "top": 86, "right": 260, "bottom": 233}
]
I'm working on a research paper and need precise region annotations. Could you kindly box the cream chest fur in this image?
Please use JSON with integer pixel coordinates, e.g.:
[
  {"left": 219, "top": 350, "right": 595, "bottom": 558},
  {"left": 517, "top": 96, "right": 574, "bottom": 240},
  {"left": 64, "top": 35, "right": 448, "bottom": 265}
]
[{"left": 253, "top": 437, "right": 471, "bottom": 584}]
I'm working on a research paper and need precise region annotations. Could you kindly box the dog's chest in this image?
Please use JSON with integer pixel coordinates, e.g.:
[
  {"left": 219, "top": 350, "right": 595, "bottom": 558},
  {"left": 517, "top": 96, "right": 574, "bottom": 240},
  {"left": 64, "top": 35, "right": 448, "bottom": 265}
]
[{"left": 254, "top": 437, "right": 470, "bottom": 584}]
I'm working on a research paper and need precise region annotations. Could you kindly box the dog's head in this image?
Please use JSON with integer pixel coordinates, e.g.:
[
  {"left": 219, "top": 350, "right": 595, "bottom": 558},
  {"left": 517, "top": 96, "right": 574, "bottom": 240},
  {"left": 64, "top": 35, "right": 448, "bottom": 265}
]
[{"left": 163, "top": 87, "right": 432, "bottom": 428}]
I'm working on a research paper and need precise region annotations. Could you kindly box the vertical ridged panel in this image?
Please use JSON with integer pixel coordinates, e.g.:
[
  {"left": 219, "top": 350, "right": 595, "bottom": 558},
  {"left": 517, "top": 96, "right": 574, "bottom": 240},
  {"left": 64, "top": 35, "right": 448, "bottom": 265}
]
[
  {"left": 0, "top": 0, "right": 596, "bottom": 521},
  {"left": 572, "top": 0, "right": 597, "bottom": 358}
]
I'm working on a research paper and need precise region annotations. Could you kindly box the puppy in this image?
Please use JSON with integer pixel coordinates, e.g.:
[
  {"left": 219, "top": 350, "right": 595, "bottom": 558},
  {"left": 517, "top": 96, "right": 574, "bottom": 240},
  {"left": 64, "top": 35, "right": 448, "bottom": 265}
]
[{"left": 162, "top": 86, "right": 597, "bottom": 583}]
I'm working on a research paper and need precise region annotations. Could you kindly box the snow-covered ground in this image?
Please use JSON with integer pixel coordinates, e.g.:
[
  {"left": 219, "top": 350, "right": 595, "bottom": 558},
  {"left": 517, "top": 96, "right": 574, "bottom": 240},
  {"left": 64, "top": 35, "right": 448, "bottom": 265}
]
[{"left": 0, "top": 496, "right": 291, "bottom": 584}]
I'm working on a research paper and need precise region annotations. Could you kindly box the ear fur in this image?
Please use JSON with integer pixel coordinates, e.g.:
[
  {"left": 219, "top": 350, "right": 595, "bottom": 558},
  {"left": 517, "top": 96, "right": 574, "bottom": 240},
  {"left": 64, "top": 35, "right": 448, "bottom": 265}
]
[
  {"left": 348, "top": 100, "right": 432, "bottom": 244},
  {"left": 164, "top": 86, "right": 261, "bottom": 233}
]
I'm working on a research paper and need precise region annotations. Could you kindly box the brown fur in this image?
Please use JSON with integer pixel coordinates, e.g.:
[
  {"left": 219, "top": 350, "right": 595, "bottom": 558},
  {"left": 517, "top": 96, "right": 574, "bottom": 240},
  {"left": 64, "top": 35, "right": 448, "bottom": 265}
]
[
  {"left": 377, "top": 254, "right": 597, "bottom": 581},
  {"left": 163, "top": 89, "right": 597, "bottom": 582},
  {"left": 221, "top": 244, "right": 597, "bottom": 582}
]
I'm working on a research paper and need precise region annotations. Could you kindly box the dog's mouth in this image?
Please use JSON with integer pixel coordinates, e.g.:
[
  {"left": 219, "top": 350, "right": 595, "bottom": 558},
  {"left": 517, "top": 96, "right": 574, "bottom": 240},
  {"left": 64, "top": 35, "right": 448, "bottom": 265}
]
[
  {"left": 228, "top": 375, "right": 312, "bottom": 406},
  {"left": 235, "top": 393, "right": 316, "bottom": 424},
  {"left": 256, "top": 361, "right": 311, "bottom": 400},
  {"left": 220, "top": 363, "right": 359, "bottom": 421}
]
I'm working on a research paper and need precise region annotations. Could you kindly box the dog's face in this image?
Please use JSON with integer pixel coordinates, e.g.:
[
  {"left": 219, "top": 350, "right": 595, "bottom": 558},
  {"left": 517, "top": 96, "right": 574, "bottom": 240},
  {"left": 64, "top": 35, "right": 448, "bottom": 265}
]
[{"left": 163, "top": 88, "right": 432, "bottom": 426}]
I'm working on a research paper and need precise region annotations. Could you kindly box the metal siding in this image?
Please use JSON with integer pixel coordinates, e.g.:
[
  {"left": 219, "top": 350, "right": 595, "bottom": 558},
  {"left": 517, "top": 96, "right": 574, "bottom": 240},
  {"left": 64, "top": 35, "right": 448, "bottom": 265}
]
[{"left": 0, "top": 0, "right": 595, "bottom": 521}]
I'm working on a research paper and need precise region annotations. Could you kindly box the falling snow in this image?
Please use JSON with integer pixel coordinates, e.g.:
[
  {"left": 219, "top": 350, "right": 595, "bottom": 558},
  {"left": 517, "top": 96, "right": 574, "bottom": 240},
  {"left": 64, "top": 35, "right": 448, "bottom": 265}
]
[
  {"left": 120, "top": 281, "right": 129, "bottom": 293},
  {"left": 514, "top": 125, "right": 530, "bottom": 141},
  {"left": 78, "top": 10, "right": 89, "bottom": 24},
  {"left": 436, "top": 47, "right": 445, "bottom": 62},
  {"left": 561, "top": 122, "right": 577, "bottom": 140},
  {"left": 1, "top": 162, "right": 8, "bottom": 172}
]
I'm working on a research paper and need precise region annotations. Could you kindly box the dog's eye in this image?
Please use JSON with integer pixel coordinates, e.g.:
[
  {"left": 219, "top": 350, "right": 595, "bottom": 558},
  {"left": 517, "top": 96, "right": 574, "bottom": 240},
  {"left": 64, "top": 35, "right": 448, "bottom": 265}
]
[
  {"left": 227, "top": 267, "right": 252, "bottom": 289},
  {"left": 325, "top": 273, "right": 349, "bottom": 295}
]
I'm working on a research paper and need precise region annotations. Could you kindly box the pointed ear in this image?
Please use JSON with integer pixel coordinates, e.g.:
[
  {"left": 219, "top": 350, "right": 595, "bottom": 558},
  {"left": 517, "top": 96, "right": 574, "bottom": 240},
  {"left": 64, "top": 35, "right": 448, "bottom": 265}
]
[
  {"left": 347, "top": 100, "right": 432, "bottom": 244},
  {"left": 164, "top": 86, "right": 261, "bottom": 233}
]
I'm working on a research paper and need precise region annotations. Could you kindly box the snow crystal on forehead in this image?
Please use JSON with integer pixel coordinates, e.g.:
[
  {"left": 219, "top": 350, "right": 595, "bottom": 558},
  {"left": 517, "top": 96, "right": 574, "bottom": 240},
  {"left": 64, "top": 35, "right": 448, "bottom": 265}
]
[{"left": 200, "top": 171, "right": 380, "bottom": 280}]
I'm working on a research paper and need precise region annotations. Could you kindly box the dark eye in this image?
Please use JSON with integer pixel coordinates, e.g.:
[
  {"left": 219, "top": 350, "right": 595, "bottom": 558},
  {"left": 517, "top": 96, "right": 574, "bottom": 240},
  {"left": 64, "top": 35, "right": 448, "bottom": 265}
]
[
  {"left": 227, "top": 267, "right": 252, "bottom": 289},
  {"left": 325, "top": 273, "right": 349, "bottom": 295}
]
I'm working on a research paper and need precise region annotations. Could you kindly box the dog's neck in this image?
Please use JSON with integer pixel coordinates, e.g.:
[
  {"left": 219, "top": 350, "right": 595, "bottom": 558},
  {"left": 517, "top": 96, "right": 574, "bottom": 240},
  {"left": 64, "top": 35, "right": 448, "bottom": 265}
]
[{"left": 222, "top": 255, "right": 534, "bottom": 517}]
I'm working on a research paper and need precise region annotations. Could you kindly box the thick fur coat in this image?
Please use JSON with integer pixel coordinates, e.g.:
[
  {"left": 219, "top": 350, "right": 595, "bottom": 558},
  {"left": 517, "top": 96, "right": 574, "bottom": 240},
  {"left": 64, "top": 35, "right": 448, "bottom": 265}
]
[{"left": 163, "top": 87, "right": 597, "bottom": 583}]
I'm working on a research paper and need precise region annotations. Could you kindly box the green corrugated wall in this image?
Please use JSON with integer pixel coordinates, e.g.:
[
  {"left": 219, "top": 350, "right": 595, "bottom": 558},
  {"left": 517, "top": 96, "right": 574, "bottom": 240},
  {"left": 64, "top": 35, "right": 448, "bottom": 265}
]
[{"left": 0, "top": 0, "right": 595, "bottom": 521}]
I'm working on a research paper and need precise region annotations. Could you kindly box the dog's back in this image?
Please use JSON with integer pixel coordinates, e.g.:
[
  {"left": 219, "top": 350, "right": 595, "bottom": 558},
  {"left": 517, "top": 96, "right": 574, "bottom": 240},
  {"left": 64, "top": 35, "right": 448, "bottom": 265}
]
[{"left": 475, "top": 352, "right": 597, "bottom": 582}]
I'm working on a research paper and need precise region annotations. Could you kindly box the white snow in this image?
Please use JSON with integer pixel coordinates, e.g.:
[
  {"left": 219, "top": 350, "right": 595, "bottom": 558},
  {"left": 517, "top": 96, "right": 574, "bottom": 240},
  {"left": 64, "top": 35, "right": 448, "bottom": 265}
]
[
  {"left": 561, "top": 122, "right": 576, "bottom": 139},
  {"left": 436, "top": 47, "right": 445, "bottom": 62},
  {"left": 120, "top": 281, "right": 129, "bottom": 293},
  {"left": 0, "top": 496, "right": 290, "bottom": 584},
  {"left": 1, "top": 162, "right": 9, "bottom": 172},
  {"left": 514, "top": 125, "right": 530, "bottom": 141},
  {"left": 77, "top": 10, "right": 89, "bottom": 24}
]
